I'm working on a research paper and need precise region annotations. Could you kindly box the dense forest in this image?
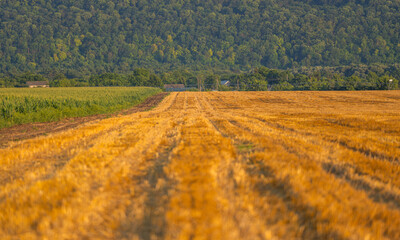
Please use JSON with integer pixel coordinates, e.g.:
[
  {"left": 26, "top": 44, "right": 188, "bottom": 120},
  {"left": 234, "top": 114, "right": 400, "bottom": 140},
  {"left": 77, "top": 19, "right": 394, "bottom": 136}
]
[
  {"left": 1, "top": 65, "right": 398, "bottom": 91},
  {"left": 1, "top": 0, "right": 400, "bottom": 76}
]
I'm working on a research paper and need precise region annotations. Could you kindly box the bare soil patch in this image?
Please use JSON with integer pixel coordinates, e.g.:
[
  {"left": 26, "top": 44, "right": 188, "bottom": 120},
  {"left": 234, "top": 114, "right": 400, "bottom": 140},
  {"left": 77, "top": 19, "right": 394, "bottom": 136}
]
[{"left": 0, "top": 92, "right": 168, "bottom": 148}]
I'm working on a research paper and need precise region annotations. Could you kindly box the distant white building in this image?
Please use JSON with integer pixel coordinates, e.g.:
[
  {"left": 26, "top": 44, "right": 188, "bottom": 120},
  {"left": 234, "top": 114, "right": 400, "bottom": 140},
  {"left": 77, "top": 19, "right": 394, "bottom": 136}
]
[
  {"left": 26, "top": 81, "right": 49, "bottom": 88},
  {"left": 221, "top": 80, "right": 230, "bottom": 86}
]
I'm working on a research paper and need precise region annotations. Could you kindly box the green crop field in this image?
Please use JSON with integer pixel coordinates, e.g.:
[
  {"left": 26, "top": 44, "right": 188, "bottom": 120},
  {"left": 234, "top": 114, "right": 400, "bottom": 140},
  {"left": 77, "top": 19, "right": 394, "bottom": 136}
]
[{"left": 0, "top": 87, "right": 161, "bottom": 128}]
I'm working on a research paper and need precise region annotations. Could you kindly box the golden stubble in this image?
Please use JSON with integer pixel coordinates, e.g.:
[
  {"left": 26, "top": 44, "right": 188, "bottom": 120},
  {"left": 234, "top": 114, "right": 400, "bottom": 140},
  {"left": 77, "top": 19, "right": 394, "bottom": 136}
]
[{"left": 0, "top": 90, "right": 400, "bottom": 239}]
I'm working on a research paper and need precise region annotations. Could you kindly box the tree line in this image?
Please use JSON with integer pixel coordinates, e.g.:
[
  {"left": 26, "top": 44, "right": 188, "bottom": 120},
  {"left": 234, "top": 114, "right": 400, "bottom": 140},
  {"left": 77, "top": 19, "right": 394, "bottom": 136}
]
[{"left": 1, "top": 65, "right": 398, "bottom": 91}]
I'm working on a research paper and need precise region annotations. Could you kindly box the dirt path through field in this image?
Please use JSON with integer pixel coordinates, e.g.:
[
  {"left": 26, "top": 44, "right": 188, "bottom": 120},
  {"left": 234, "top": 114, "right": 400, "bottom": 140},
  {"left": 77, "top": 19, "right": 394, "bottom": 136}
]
[{"left": 0, "top": 91, "right": 400, "bottom": 239}]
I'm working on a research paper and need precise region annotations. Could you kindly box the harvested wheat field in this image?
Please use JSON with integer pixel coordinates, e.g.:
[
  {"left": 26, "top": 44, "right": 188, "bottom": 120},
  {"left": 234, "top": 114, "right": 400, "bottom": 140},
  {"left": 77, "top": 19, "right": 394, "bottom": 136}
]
[{"left": 1, "top": 91, "right": 400, "bottom": 240}]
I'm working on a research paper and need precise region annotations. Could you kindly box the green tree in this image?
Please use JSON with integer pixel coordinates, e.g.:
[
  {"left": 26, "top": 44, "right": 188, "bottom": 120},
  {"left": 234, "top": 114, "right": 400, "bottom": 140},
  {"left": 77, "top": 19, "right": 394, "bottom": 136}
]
[{"left": 204, "top": 74, "right": 220, "bottom": 90}]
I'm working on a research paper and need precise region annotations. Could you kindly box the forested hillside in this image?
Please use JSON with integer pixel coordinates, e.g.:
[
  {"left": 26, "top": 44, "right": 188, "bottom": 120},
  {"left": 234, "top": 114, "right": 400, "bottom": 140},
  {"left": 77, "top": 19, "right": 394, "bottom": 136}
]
[{"left": 1, "top": 0, "right": 400, "bottom": 75}]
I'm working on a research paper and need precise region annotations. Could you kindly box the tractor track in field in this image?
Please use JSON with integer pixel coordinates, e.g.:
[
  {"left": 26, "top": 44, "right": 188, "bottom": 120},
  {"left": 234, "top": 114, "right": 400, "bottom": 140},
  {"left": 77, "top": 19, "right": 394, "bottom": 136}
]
[
  {"left": 202, "top": 101, "right": 400, "bottom": 213},
  {"left": 201, "top": 92, "right": 400, "bottom": 166},
  {"left": 198, "top": 95, "right": 345, "bottom": 239},
  {"left": 1, "top": 91, "right": 400, "bottom": 239}
]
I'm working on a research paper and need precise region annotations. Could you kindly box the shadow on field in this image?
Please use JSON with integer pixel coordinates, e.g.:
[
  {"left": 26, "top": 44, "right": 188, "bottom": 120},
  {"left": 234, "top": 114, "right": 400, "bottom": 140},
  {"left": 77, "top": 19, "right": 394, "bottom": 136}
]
[{"left": 117, "top": 131, "right": 178, "bottom": 240}]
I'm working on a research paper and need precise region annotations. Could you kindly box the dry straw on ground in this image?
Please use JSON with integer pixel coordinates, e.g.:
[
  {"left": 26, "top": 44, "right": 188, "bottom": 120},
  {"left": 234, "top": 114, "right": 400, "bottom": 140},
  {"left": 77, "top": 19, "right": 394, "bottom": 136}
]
[{"left": 1, "top": 91, "right": 400, "bottom": 239}]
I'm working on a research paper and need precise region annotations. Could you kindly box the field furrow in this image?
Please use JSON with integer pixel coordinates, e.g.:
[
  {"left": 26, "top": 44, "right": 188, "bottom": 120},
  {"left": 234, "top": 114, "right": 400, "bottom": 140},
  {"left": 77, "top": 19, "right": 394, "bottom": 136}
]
[{"left": 1, "top": 91, "right": 399, "bottom": 239}]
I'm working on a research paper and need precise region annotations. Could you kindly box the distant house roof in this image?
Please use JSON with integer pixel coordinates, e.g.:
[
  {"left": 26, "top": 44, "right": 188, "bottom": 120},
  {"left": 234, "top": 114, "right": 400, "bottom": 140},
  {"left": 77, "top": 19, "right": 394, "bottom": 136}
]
[
  {"left": 26, "top": 81, "right": 49, "bottom": 86},
  {"left": 221, "top": 80, "right": 230, "bottom": 86}
]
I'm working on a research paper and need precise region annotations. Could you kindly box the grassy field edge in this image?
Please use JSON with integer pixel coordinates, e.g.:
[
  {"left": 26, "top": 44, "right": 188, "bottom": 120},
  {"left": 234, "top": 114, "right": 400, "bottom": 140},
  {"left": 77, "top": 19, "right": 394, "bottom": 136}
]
[{"left": 0, "top": 87, "right": 162, "bottom": 129}]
